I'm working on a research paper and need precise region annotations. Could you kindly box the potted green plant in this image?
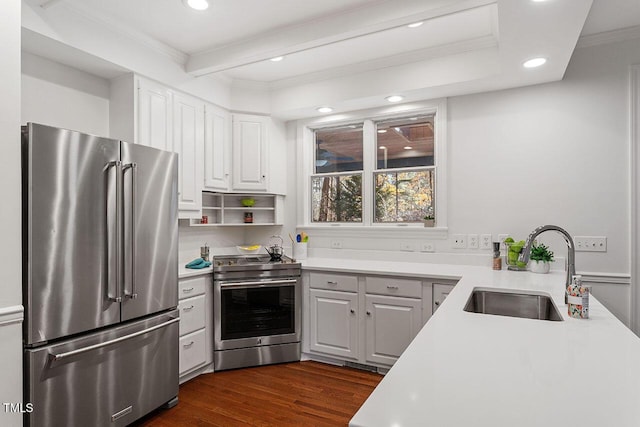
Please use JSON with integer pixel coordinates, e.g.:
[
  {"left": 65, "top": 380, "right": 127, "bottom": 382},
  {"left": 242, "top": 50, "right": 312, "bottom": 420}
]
[
  {"left": 529, "top": 242, "right": 554, "bottom": 274},
  {"left": 423, "top": 215, "right": 435, "bottom": 227}
]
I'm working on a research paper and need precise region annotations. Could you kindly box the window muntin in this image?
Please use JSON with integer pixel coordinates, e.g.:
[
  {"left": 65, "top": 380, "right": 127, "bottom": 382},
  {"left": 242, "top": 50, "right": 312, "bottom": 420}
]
[
  {"left": 376, "top": 117, "right": 434, "bottom": 169},
  {"left": 311, "top": 174, "right": 362, "bottom": 222},
  {"left": 374, "top": 170, "right": 434, "bottom": 223},
  {"left": 312, "top": 125, "right": 364, "bottom": 223},
  {"left": 308, "top": 109, "right": 441, "bottom": 227},
  {"left": 315, "top": 125, "right": 363, "bottom": 173}
]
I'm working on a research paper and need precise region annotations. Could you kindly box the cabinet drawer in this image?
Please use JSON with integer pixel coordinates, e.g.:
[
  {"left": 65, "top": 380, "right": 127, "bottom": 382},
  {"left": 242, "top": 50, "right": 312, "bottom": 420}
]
[
  {"left": 178, "top": 295, "right": 206, "bottom": 336},
  {"left": 179, "top": 329, "right": 206, "bottom": 375},
  {"left": 309, "top": 272, "right": 358, "bottom": 292},
  {"left": 178, "top": 275, "right": 207, "bottom": 300},
  {"left": 365, "top": 276, "right": 422, "bottom": 298}
]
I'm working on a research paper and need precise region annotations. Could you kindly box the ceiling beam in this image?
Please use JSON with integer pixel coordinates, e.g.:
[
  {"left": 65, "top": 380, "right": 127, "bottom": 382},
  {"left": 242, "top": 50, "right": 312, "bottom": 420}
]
[{"left": 185, "top": 0, "right": 496, "bottom": 77}]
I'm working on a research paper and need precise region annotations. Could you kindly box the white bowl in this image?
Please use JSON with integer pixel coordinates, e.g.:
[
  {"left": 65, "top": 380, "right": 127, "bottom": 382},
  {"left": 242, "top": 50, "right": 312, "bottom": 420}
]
[{"left": 236, "top": 245, "right": 262, "bottom": 255}]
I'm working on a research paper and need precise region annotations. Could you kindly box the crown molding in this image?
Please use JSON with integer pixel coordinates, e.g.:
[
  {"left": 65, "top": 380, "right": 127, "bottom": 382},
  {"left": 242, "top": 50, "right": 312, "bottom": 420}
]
[
  {"left": 577, "top": 25, "right": 640, "bottom": 49},
  {"left": 56, "top": 1, "right": 189, "bottom": 65}
]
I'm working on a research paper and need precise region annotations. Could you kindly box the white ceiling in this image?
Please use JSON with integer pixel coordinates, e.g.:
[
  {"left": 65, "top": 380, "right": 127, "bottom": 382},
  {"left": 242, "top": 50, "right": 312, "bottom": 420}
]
[{"left": 22, "top": 0, "right": 640, "bottom": 119}]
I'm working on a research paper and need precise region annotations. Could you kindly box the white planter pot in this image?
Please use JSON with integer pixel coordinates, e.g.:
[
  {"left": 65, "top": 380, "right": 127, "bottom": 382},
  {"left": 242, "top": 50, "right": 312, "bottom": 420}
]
[{"left": 529, "top": 260, "right": 550, "bottom": 274}]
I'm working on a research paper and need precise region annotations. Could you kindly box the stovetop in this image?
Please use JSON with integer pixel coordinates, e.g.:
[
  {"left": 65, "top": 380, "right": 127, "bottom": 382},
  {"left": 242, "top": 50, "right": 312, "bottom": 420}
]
[
  {"left": 212, "top": 254, "right": 301, "bottom": 280},
  {"left": 213, "top": 254, "right": 297, "bottom": 267}
]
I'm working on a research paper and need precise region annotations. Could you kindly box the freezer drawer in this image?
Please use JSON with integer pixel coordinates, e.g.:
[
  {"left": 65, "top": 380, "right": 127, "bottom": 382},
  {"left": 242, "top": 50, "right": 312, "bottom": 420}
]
[{"left": 24, "top": 310, "right": 179, "bottom": 427}]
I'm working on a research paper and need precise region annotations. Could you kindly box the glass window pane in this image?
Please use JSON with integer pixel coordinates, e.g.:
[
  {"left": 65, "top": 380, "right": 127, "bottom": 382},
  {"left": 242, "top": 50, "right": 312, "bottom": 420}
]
[
  {"left": 376, "top": 117, "right": 434, "bottom": 169},
  {"left": 315, "top": 125, "right": 363, "bottom": 173},
  {"left": 374, "top": 170, "right": 434, "bottom": 223},
  {"left": 311, "top": 174, "right": 362, "bottom": 222}
]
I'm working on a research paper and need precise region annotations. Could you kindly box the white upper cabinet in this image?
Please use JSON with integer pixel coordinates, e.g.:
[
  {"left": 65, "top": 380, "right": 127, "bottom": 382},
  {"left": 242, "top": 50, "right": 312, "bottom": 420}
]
[
  {"left": 203, "top": 104, "right": 231, "bottom": 192},
  {"left": 173, "top": 92, "right": 204, "bottom": 218},
  {"left": 232, "top": 114, "right": 269, "bottom": 191},
  {"left": 137, "top": 77, "right": 173, "bottom": 152}
]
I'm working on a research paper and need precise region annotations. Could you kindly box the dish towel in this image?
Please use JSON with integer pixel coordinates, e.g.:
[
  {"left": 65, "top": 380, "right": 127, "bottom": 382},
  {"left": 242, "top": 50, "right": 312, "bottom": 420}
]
[{"left": 185, "top": 258, "right": 212, "bottom": 269}]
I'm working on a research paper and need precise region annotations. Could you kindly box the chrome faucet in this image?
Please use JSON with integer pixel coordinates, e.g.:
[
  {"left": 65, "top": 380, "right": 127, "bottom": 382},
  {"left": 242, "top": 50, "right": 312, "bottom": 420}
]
[{"left": 518, "top": 225, "right": 576, "bottom": 304}]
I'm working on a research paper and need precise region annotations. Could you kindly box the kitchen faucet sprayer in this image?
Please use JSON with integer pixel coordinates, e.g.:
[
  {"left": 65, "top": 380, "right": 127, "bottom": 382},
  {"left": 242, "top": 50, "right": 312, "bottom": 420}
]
[{"left": 518, "top": 225, "right": 576, "bottom": 304}]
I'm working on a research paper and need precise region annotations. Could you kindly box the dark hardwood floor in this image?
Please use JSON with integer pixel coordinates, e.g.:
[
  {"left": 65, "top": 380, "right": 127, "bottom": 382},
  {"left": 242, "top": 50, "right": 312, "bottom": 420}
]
[{"left": 134, "top": 361, "right": 383, "bottom": 427}]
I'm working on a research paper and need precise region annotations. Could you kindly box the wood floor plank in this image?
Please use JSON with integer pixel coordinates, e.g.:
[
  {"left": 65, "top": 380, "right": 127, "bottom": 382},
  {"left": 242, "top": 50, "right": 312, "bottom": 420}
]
[{"left": 133, "top": 361, "right": 382, "bottom": 426}]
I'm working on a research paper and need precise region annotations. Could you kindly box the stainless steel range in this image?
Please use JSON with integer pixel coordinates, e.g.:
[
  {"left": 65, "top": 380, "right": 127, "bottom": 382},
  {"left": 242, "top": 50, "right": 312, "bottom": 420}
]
[{"left": 213, "top": 254, "right": 301, "bottom": 371}]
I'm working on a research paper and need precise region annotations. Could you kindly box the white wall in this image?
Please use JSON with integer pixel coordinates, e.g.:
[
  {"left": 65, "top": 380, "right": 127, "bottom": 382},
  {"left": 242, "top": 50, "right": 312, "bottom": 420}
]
[
  {"left": 292, "top": 38, "right": 640, "bottom": 325},
  {"left": 22, "top": 52, "right": 110, "bottom": 136},
  {"left": 1, "top": 1, "right": 23, "bottom": 424}
]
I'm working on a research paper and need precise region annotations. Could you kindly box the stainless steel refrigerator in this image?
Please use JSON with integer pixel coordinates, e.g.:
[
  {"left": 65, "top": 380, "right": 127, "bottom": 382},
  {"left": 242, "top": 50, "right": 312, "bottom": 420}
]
[{"left": 22, "top": 123, "right": 180, "bottom": 427}]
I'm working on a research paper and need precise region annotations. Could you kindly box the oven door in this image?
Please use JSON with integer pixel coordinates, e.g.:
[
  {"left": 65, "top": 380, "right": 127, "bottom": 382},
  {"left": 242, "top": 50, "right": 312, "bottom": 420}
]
[{"left": 214, "top": 278, "right": 301, "bottom": 351}]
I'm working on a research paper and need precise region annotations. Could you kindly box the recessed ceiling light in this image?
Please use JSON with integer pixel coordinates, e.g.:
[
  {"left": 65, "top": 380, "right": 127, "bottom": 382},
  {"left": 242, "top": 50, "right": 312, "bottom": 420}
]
[
  {"left": 408, "top": 21, "right": 424, "bottom": 28},
  {"left": 404, "top": 146, "right": 412, "bottom": 150},
  {"left": 184, "top": 0, "right": 209, "bottom": 11},
  {"left": 386, "top": 95, "right": 404, "bottom": 103},
  {"left": 523, "top": 57, "right": 547, "bottom": 68},
  {"left": 409, "top": 117, "right": 418, "bottom": 121},
  {"left": 317, "top": 106, "right": 333, "bottom": 113},
  {"left": 379, "top": 146, "right": 386, "bottom": 149},
  {"left": 270, "top": 56, "right": 284, "bottom": 62},
  {"left": 378, "top": 129, "right": 387, "bottom": 134}
]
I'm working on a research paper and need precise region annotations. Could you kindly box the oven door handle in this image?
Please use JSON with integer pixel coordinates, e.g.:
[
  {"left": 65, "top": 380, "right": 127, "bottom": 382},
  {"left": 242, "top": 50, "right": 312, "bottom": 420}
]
[{"left": 219, "top": 279, "right": 297, "bottom": 289}]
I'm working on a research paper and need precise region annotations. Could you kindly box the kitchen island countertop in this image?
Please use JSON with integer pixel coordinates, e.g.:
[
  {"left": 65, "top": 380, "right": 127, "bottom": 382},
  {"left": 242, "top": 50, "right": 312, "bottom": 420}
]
[{"left": 298, "top": 257, "right": 640, "bottom": 427}]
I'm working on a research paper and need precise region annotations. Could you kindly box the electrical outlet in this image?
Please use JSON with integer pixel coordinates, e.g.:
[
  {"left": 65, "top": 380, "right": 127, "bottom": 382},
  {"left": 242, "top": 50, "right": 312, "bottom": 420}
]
[
  {"left": 421, "top": 242, "right": 435, "bottom": 252},
  {"left": 330, "top": 240, "right": 343, "bottom": 249},
  {"left": 574, "top": 236, "right": 607, "bottom": 252},
  {"left": 452, "top": 234, "right": 467, "bottom": 249},
  {"left": 401, "top": 242, "right": 415, "bottom": 252},
  {"left": 498, "top": 234, "right": 509, "bottom": 248},
  {"left": 480, "top": 234, "right": 493, "bottom": 250},
  {"left": 468, "top": 234, "right": 478, "bottom": 249}
]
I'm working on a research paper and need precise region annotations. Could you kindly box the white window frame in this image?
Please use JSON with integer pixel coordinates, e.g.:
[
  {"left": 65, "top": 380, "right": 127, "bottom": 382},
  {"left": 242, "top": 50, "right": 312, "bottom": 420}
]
[{"left": 296, "top": 99, "right": 448, "bottom": 239}]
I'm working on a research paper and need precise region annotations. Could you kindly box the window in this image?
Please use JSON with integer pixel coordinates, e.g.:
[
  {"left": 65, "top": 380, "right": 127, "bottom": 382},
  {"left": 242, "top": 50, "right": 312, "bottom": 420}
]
[
  {"left": 374, "top": 117, "right": 435, "bottom": 223},
  {"left": 312, "top": 125, "right": 363, "bottom": 223},
  {"left": 301, "top": 100, "right": 446, "bottom": 230}
]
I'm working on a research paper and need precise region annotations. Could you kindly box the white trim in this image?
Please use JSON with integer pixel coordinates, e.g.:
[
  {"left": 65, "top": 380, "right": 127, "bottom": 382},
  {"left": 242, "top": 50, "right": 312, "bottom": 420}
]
[
  {"left": 297, "top": 99, "right": 448, "bottom": 235},
  {"left": 631, "top": 64, "right": 640, "bottom": 334},
  {"left": 577, "top": 25, "right": 640, "bottom": 49},
  {"left": 0, "top": 305, "right": 24, "bottom": 327},
  {"left": 301, "top": 225, "right": 449, "bottom": 240},
  {"left": 579, "top": 272, "right": 631, "bottom": 286}
]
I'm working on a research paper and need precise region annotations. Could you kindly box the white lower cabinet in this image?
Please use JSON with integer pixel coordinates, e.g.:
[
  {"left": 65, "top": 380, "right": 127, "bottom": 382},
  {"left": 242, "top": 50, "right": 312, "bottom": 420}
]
[
  {"left": 179, "top": 329, "right": 206, "bottom": 374},
  {"left": 177, "top": 274, "right": 211, "bottom": 379},
  {"left": 309, "top": 288, "right": 358, "bottom": 359},
  {"left": 365, "top": 294, "right": 422, "bottom": 365},
  {"left": 306, "top": 272, "right": 453, "bottom": 369},
  {"left": 433, "top": 283, "right": 455, "bottom": 312}
]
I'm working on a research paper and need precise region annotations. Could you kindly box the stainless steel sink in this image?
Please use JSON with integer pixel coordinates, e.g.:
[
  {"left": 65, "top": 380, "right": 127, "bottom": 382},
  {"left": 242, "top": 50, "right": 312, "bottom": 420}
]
[{"left": 463, "top": 288, "right": 563, "bottom": 321}]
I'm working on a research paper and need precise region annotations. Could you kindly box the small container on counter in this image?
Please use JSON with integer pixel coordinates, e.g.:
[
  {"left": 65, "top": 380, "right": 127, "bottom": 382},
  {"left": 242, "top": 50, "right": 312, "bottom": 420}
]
[
  {"left": 492, "top": 242, "right": 502, "bottom": 270},
  {"left": 244, "top": 212, "right": 253, "bottom": 223},
  {"left": 200, "top": 244, "right": 210, "bottom": 262},
  {"left": 567, "top": 274, "right": 589, "bottom": 319}
]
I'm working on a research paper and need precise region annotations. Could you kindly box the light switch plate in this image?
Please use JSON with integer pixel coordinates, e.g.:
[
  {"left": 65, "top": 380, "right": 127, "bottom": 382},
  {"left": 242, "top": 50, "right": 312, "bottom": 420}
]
[
  {"left": 480, "top": 234, "right": 493, "bottom": 250},
  {"left": 574, "top": 236, "right": 607, "bottom": 252},
  {"left": 452, "top": 234, "right": 467, "bottom": 249}
]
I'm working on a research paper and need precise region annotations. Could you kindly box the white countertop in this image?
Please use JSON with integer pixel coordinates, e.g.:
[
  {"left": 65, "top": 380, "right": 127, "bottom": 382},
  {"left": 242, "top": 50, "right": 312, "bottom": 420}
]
[
  {"left": 298, "top": 258, "right": 640, "bottom": 427},
  {"left": 178, "top": 264, "right": 212, "bottom": 279}
]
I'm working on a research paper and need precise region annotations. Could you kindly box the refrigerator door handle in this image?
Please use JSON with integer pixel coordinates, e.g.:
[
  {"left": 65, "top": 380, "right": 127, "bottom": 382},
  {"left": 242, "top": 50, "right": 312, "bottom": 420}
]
[
  {"left": 123, "top": 162, "right": 138, "bottom": 299},
  {"left": 48, "top": 316, "right": 179, "bottom": 363},
  {"left": 105, "top": 160, "right": 123, "bottom": 303}
]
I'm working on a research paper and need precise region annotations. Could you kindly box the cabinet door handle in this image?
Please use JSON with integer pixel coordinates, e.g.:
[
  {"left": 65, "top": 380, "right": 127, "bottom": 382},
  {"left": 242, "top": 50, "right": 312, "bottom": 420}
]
[
  {"left": 327, "top": 281, "right": 338, "bottom": 285},
  {"left": 183, "top": 341, "right": 194, "bottom": 348},
  {"left": 435, "top": 301, "right": 440, "bottom": 306},
  {"left": 366, "top": 311, "right": 371, "bottom": 316},
  {"left": 386, "top": 285, "right": 399, "bottom": 290},
  {"left": 183, "top": 305, "right": 195, "bottom": 312},
  {"left": 350, "top": 309, "right": 355, "bottom": 314},
  {"left": 182, "top": 287, "right": 194, "bottom": 293}
]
